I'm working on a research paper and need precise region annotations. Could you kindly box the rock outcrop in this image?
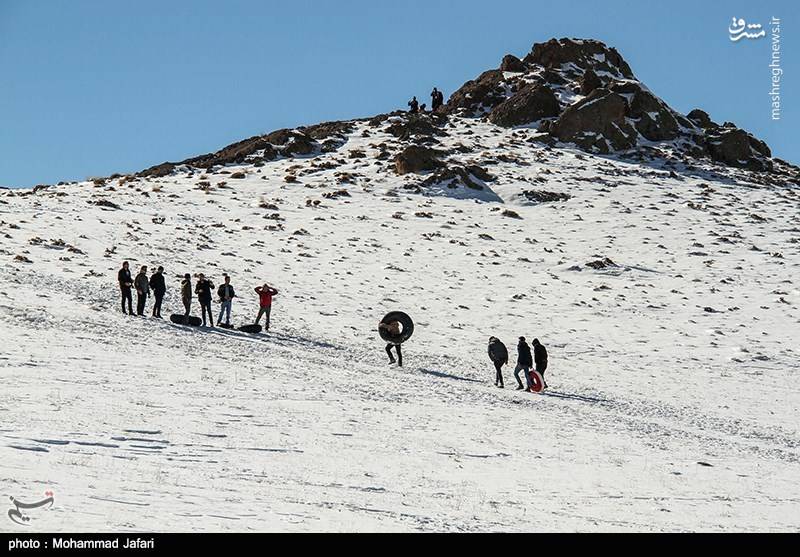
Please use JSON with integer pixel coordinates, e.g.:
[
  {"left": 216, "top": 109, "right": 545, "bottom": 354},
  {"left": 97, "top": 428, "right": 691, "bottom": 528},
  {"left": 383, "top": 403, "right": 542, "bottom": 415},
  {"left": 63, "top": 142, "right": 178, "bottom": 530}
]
[
  {"left": 395, "top": 146, "right": 443, "bottom": 175},
  {"left": 488, "top": 85, "right": 560, "bottom": 128},
  {"left": 550, "top": 89, "right": 636, "bottom": 153},
  {"left": 445, "top": 36, "right": 778, "bottom": 172}
]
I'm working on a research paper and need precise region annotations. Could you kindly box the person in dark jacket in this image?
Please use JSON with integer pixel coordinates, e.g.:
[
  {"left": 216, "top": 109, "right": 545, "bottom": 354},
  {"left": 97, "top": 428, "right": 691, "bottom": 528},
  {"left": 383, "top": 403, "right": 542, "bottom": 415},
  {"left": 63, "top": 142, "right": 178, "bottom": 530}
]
[
  {"left": 134, "top": 266, "right": 150, "bottom": 316},
  {"left": 181, "top": 274, "right": 192, "bottom": 324},
  {"left": 408, "top": 96, "right": 419, "bottom": 113},
  {"left": 488, "top": 337, "right": 509, "bottom": 388},
  {"left": 514, "top": 336, "right": 533, "bottom": 391},
  {"left": 118, "top": 261, "right": 133, "bottom": 315},
  {"left": 217, "top": 274, "right": 235, "bottom": 327},
  {"left": 195, "top": 274, "right": 215, "bottom": 327},
  {"left": 532, "top": 338, "right": 549, "bottom": 389},
  {"left": 430, "top": 87, "right": 444, "bottom": 111},
  {"left": 149, "top": 266, "right": 166, "bottom": 318}
]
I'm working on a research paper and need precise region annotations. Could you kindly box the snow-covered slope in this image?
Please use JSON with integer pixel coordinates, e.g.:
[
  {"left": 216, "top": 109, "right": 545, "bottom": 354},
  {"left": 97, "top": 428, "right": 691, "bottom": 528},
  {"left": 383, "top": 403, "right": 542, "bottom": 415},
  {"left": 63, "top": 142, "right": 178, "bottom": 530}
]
[{"left": 2, "top": 113, "right": 799, "bottom": 532}]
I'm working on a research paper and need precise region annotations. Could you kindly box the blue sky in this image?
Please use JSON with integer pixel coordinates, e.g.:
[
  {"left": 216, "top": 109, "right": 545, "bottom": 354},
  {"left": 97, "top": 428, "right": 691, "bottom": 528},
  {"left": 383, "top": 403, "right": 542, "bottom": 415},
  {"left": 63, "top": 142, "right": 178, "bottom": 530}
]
[{"left": 1, "top": 0, "right": 796, "bottom": 187}]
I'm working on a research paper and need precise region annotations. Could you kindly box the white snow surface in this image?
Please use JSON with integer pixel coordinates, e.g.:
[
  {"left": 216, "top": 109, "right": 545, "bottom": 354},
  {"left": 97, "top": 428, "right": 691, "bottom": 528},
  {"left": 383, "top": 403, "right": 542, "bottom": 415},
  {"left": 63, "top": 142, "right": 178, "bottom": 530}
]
[{"left": 1, "top": 117, "right": 799, "bottom": 532}]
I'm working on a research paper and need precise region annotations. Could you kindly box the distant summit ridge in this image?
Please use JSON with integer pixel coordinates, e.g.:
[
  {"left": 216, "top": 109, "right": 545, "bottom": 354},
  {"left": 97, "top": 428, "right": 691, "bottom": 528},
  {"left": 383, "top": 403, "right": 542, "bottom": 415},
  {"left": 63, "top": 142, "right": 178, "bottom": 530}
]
[{"left": 139, "top": 37, "right": 795, "bottom": 183}]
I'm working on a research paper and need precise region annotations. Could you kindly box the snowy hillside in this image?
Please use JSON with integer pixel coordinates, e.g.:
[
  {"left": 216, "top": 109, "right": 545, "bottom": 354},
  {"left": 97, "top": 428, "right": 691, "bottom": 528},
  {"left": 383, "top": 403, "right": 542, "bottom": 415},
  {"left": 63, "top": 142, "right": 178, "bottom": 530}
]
[{"left": 2, "top": 39, "right": 800, "bottom": 532}]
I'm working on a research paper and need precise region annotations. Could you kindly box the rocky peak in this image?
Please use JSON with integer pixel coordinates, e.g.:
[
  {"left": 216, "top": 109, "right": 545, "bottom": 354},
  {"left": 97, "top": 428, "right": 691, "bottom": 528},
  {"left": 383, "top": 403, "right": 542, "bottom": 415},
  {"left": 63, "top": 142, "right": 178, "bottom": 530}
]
[
  {"left": 444, "top": 37, "right": 778, "bottom": 173},
  {"left": 523, "top": 38, "right": 635, "bottom": 81}
]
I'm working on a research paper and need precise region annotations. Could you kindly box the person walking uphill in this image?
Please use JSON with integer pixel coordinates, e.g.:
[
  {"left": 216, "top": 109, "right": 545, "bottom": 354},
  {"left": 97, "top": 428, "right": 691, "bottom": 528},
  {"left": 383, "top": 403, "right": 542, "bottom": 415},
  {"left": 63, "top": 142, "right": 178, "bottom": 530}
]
[
  {"left": 217, "top": 274, "right": 235, "bottom": 327},
  {"left": 149, "top": 266, "right": 166, "bottom": 319},
  {"left": 255, "top": 284, "right": 278, "bottom": 331},
  {"left": 118, "top": 261, "right": 133, "bottom": 315},
  {"left": 195, "top": 274, "right": 215, "bottom": 327},
  {"left": 134, "top": 266, "right": 150, "bottom": 316},
  {"left": 379, "top": 321, "right": 403, "bottom": 367},
  {"left": 514, "top": 336, "right": 533, "bottom": 391},
  {"left": 181, "top": 274, "right": 193, "bottom": 325},
  {"left": 488, "top": 337, "right": 509, "bottom": 389},
  {"left": 533, "top": 338, "right": 549, "bottom": 389}
]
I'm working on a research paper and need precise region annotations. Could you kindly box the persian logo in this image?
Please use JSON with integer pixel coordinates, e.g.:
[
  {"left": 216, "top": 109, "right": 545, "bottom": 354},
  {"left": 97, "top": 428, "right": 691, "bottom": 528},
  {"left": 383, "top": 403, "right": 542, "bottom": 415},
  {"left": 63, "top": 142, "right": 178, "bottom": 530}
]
[
  {"left": 7, "top": 491, "right": 54, "bottom": 525},
  {"left": 729, "top": 17, "right": 766, "bottom": 41}
]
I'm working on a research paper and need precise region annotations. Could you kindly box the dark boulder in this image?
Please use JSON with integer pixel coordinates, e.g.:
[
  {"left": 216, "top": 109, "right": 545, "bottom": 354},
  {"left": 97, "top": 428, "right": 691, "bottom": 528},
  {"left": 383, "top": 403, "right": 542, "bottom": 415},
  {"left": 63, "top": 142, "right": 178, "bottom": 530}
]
[
  {"left": 609, "top": 82, "right": 679, "bottom": 141},
  {"left": 687, "top": 109, "right": 717, "bottom": 129},
  {"left": 488, "top": 84, "right": 560, "bottom": 127},
  {"left": 301, "top": 120, "right": 355, "bottom": 141},
  {"left": 706, "top": 127, "right": 772, "bottom": 171},
  {"left": 395, "top": 146, "right": 444, "bottom": 175},
  {"left": 444, "top": 70, "right": 506, "bottom": 115},
  {"left": 386, "top": 114, "right": 444, "bottom": 140},
  {"left": 420, "top": 165, "right": 487, "bottom": 191},
  {"left": 580, "top": 69, "right": 603, "bottom": 95},
  {"left": 181, "top": 135, "right": 279, "bottom": 169},
  {"left": 500, "top": 54, "right": 526, "bottom": 72},
  {"left": 264, "top": 129, "right": 317, "bottom": 156},
  {"left": 139, "top": 162, "right": 176, "bottom": 178},
  {"left": 550, "top": 88, "right": 637, "bottom": 152}
]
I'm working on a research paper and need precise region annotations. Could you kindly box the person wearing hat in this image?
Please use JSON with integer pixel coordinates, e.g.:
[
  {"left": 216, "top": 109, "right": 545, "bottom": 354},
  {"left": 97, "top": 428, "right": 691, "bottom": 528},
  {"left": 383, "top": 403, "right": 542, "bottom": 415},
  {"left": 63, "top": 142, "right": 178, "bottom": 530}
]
[{"left": 514, "top": 336, "right": 533, "bottom": 391}]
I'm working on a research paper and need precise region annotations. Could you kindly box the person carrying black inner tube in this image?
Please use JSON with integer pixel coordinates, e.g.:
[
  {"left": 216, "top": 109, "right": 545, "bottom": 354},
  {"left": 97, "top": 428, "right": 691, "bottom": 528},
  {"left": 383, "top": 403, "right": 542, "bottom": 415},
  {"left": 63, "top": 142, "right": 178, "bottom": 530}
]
[
  {"left": 181, "top": 274, "right": 193, "bottom": 324},
  {"left": 379, "top": 321, "right": 403, "bottom": 367},
  {"left": 195, "top": 273, "right": 215, "bottom": 327},
  {"left": 134, "top": 265, "right": 150, "bottom": 317},
  {"left": 488, "top": 336, "right": 509, "bottom": 388},
  {"left": 533, "top": 338, "right": 549, "bottom": 389},
  {"left": 149, "top": 266, "right": 166, "bottom": 319},
  {"left": 118, "top": 261, "right": 133, "bottom": 315}
]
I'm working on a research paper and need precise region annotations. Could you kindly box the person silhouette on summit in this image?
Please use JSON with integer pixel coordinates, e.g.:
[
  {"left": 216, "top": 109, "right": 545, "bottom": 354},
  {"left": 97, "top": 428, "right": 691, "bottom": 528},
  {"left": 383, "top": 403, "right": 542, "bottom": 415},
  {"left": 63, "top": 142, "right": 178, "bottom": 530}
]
[
  {"left": 431, "top": 87, "right": 444, "bottom": 111},
  {"left": 118, "top": 261, "right": 133, "bottom": 315},
  {"left": 408, "top": 96, "right": 419, "bottom": 114}
]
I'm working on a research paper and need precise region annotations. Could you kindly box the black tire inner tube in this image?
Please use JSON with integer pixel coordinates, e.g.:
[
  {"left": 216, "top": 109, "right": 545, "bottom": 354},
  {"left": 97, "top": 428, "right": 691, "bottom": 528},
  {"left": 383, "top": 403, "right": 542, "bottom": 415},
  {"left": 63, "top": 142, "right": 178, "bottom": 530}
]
[{"left": 379, "top": 311, "right": 414, "bottom": 345}]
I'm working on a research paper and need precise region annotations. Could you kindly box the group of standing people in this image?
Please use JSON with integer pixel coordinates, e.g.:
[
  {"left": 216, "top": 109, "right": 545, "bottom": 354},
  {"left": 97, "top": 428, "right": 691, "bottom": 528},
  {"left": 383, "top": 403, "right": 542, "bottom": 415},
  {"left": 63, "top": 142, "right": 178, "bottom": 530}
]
[
  {"left": 407, "top": 87, "right": 445, "bottom": 114},
  {"left": 488, "top": 336, "right": 548, "bottom": 391},
  {"left": 118, "top": 261, "right": 279, "bottom": 330},
  {"left": 118, "top": 262, "right": 166, "bottom": 318}
]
